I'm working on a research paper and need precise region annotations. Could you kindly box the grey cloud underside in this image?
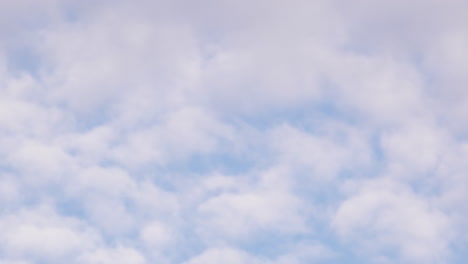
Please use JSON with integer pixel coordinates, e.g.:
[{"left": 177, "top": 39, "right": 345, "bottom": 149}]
[{"left": 1, "top": 0, "right": 468, "bottom": 263}]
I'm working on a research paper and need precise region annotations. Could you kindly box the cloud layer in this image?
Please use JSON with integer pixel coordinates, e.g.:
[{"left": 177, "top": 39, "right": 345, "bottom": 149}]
[{"left": 1, "top": 0, "right": 468, "bottom": 263}]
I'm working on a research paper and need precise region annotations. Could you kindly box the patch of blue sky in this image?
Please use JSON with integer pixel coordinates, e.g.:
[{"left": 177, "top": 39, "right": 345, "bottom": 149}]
[
  {"left": 55, "top": 194, "right": 87, "bottom": 215},
  {"left": 237, "top": 227, "right": 368, "bottom": 263},
  {"left": 450, "top": 240, "right": 468, "bottom": 264},
  {"left": 6, "top": 44, "right": 41, "bottom": 78},
  {"left": 225, "top": 94, "right": 360, "bottom": 133},
  {"left": 168, "top": 227, "right": 207, "bottom": 264},
  {"left": 166, "top": 150, "right": 256, "bottom": 175},
  {"left": 128, "top": 153, "right": 255, "bottom": 193}
]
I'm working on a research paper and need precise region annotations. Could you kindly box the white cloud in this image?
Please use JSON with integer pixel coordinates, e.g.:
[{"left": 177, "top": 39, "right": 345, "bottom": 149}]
[
  {"left": 380, "top": 121, "right": 447, "bottom": 175},
  {"left": 198, "top": 191, "right": 306, "bottom": 239},
  {"left": 70, "top": 166, "right": 136, "bottom": 196},
  {"left": 140, "top": 221, "right": 174, "bottom": 248},
  {"left": 7, "top": 139, "right": 76, "bottom": 184},
  {"left": 111, "top": 106, "right": 234, "bottom": 167},
  {"left": 269, "top": 123, "right": 371, "bottom": 180},
  {"left": 6, "top": 225, "right": 85, "bottom": 259},
  {"left": 333, "top": 178, "right": 451, "bottom": 263},
  {"left": 130, "top": 181, "right": 180, "bottom": 220},
  {"left": 38, "top": 3, "right": 201, "bottom": 116},
  {"left": 0, "top": 260, "right": 31, "bottom": 264},
  {"left": 196, "top": 167, "right": 308, "bottom": 243},
  {"left": 76, "top": 246, "right": 147, "bottom": 264},
  {"left": 0, "top": 205, "right": 100, "bottom": 262}
]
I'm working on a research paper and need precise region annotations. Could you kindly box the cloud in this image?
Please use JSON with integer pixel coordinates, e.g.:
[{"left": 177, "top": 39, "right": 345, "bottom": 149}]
[
  {"left": 0, "top": 205, "right": 100, "bottom": 262},
  {"left": 197, "top": 189, "right": 306, "bottom": 241},
  {"left": 110, "top": 106, "right": 235, "bottom": 167},
  {"left": 181, "top": 247, "right": 263, "bottom": 264},
  {"left": 75, "top": 246, "right": 147, "bottom": 264},
  {"left": 140, "top": 221, "right": 174, "bottom": 248},
  {"left": 333, "top": 178, "right": 451, "bottom": 263},
  {"left": 269, "top": 123, "right": 371, "bottom": 180}
]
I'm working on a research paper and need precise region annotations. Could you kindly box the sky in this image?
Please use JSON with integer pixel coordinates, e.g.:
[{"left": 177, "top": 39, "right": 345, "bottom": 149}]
[{"left": 0, "top": 0, "right": 468, "bottom": 263}]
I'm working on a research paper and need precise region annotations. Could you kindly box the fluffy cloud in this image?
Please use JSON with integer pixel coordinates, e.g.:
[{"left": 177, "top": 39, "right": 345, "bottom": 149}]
[
  {"left": 0, "top": 205, "right": 100, "bottom": 262},
  {"left": 333, "top": 178, "right": 451, "bottom": 263}
]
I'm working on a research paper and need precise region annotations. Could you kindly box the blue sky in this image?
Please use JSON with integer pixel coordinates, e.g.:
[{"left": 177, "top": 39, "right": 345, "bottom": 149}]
[{"left": 1, "top": 0, "right": 468, "bottom": 263}]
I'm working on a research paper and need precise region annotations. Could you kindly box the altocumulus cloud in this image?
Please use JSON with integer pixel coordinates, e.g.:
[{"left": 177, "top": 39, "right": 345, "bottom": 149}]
[{"left": 1, "top": 0, "right": 468, "bottom": 263}]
